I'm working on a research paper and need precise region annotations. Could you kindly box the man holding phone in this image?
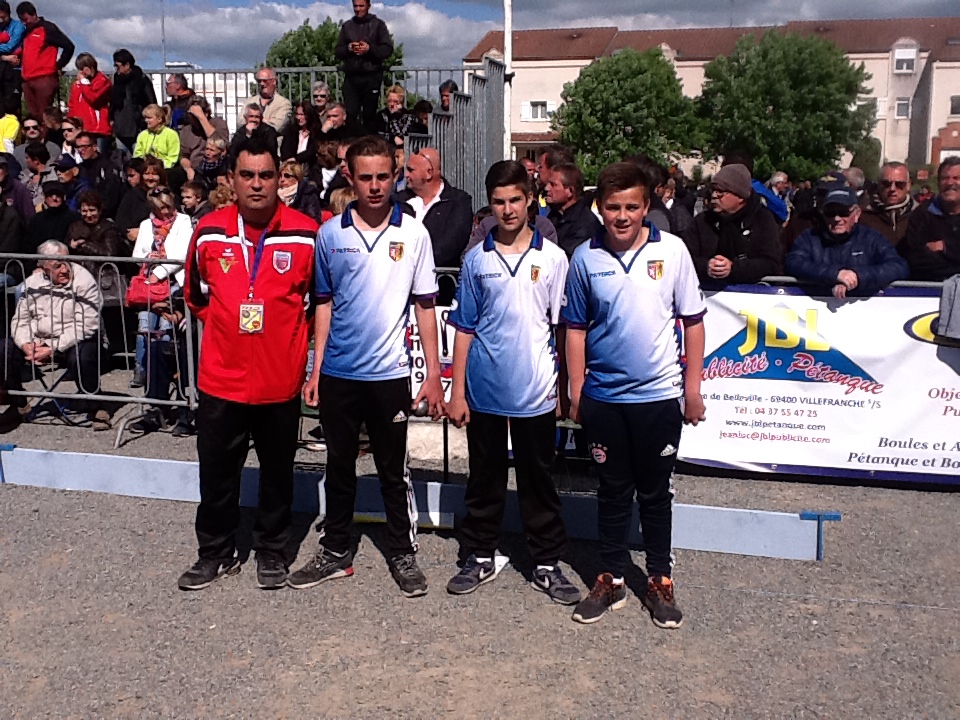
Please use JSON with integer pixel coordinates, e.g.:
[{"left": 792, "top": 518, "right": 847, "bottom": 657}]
[{"left": 335, "top": 0, "right": 394, "bottom": 133}]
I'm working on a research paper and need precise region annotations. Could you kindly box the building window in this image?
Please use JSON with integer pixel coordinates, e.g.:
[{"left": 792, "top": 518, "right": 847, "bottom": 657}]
[
  {"left": 951, "top": 96, "right": 960, "bottom": 116},
  {"left": 520, "top": 100, "right": 557, "bottom": 122},
  {"left": 893, "top": 47, "right": 917, "bottom": 73},
  {"left": 895, "top": 97, "right": 911, "bottom": 119}
]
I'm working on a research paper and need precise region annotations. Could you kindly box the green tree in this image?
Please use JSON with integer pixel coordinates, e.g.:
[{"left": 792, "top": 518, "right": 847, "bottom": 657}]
[
  {"left": 264, "top": 18, "right": 404, "bottom": 102},
  {"left": 849, "top": 135, "right": 882, "bottom": 181},
  {"left": 552, "top": 48, "right": 703, "bottom": 182},
  {"left": 698, "top": 31, "right": 875, "bottom": 180}
]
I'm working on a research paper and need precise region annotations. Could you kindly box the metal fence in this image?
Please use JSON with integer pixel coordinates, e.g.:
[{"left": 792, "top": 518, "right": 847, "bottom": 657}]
[
  {"left": 0, "top": 253, "right": 197, "bottom": 444},
  {"left": 405, "top": 58, "right": 506, "bottom": 210}
]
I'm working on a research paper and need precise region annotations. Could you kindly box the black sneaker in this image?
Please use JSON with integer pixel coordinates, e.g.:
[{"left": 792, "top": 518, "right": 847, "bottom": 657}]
[
  {"left": 531, "top": 566, "right": 582, "bottom": 605},
  {"left": 446, "top": 555, "right": 498, "bottom": 595},
  {"left": 177, "top": 557, "right": 241, "bottom": 591},
  {"left": 129, "top": 367, "right": 146, "bottom": 389},
  {"left": 389, "top": 553, "right": 428, "bottom": 598},
  {"left": 286, "top": 547, "right": 353, "bottom": 589},
  {"left": 571, "top": 573, "right": 627, "bottom": 624},
  {"left": 172, "top": 420, "right": 195, "bottom": 438},
  {"left": 130, "top": 409, "right": 163, "bottom": 434},
  {"left": 641, "top": 575, "right": 684, "bottom": 629},
  {"left": 256, "top": 551, "right": 288, "bottom": 590}
]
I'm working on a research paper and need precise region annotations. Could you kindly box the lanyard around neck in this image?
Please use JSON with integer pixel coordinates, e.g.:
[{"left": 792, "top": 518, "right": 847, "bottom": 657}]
[{"left": 237, "top": 214, "right": 269, "bottom": 299}]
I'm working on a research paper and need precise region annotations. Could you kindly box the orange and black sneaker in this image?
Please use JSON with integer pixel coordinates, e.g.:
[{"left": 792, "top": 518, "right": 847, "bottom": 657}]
[
  {"left": 641, "top": 575, "right": 683, "bottom": 629},
  {"left": 571, "top": 572, "right": 627, "bottom": 624}
]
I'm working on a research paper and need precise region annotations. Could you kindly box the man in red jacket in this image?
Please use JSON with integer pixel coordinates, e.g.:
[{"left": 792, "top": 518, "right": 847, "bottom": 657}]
[
  {"left": 180, "top": 135, "right": 318, "bottom": 592},
  {"left": 15, "top": 2, "right": 73, "bottom": 117}
]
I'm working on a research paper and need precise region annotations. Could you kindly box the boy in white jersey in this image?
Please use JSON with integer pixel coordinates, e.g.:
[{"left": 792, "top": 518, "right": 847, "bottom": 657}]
[
  {"left": 445, "top": 161, "right": 580, "bottom": 604},
  {"left": 562, "top": 162, "right": 707, "bottom": 627},
  {"left": 288, "top": 136, "right": 445, "bottom": 598}
]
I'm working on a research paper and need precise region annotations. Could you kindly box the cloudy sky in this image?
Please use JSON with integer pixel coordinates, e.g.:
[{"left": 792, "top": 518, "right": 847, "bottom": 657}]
[{"left": 37, "top": 0, "right": 959, "bottom": 70}]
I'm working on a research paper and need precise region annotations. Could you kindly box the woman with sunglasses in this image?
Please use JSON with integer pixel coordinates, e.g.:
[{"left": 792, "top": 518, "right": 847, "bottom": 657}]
[
  {"left": 277, "top": 159, "right": 324, "bottom": 223},
  {"left": 58, "top": 116, "right": 83, "bottom": 163}
]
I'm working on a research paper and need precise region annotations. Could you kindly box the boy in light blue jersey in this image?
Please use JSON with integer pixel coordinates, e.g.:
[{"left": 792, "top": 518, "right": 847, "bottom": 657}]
[
  {"left": 288, "top": 136, "right": 445, "bottom": 598},
  {"left": 562, "top": 162, "right": 707, "bottom": 628},
  {"left": 445, "top": 160, "right": 580, "bottom": 605}
]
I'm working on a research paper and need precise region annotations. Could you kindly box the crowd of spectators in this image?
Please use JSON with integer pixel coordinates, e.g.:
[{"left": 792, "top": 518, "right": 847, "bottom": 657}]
[{"left": 0, "top": 0, "right": 953, "bottom": 435}]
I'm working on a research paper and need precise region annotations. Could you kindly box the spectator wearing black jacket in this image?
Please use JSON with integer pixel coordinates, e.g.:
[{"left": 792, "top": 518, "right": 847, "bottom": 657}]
[
  {"left": 900, "top": 157, "right": 960, "bottom": 281},
  {"left": 111, "top": 49, "right": 156, "bottom": 154},
  {"left": 229, "top": 103, "right": 277, "bottom": 159},
  {"left": 75, "top": 131, "right": 122, "bottom": 218},
  {"left": 396, "top": 147, "right": 472, "bottom": 268},
  {"left": 786, "top": 186, "right": 908, "bottom": 299},
  {"left": 24, "top": 181, "right": 78, "bottom": 265},
  {"left": 335, "top": 0, "right": 393, "bottom": 132},
  {"left": 396, "top": 147, "right": 472, "bottom": 304},
  {"left": 685, "top": 163, "right": 781, "bottom": 286},
  {"left": 279, "top": 100, "right": 320, "bottom": 167},
  {"left": 0, "top": 153, "right": 35, "bottom": 222},
  {"left": 544, "top": 162, "right": 600, "bottom": 258},
  {"left": 0, "top": 193, "right": 24, "bottom": 285}
]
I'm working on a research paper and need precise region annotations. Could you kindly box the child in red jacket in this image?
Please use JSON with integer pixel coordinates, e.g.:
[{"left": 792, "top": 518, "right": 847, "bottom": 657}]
[{"left": 67, "top": 53, "right": 111, "bottom": 154}]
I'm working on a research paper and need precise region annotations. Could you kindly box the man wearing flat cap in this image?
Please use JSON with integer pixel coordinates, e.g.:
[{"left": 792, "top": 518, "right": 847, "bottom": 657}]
[
  {"left": 683, "top": 163, "right": 781, "bottom": 287},
  {"left": 786, "top": 186, "right": 908, "bottom": 299}
]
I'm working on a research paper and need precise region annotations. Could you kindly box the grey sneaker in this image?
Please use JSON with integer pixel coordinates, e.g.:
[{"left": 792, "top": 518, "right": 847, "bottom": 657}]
[
  {"left": 287, "top": 547, "right": 353, "bottom": 589},
  {"left": 389, "top": 553, "right": 428, "bottom": 598},
  {"left": 531, "top": 566, "right": 582, "bottom": 605},
  {"left": 446, "top": 555, "right": 498, "bottom": 595},
  {"left": 255, "top": 550, "right": 288, "bottom": 590},
  {"left": 178, "top": 557, "right": 241, "bottom": 591}
]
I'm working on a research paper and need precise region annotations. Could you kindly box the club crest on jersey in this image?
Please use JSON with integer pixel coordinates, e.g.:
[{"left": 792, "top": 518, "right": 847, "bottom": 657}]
[
  {"left": 218, "top": 257, "right": 236, "bottom": 273},
  {"left": 647, "top": 260, "right": 663, "bottom": 280},
  {"left": 273, "top": 250, "right": 292, "bottom": 274},
  {"left": 530, "top": 265, "right": 541, "bottom": 283},
  {"left": 389, "top": 241, "right": 404, "bottom": 262},
  {"left": 589, "top": 443, "right": 608, "bottom": 464}
]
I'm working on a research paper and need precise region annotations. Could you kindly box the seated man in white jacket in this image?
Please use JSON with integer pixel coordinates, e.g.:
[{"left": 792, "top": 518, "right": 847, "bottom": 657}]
[{"left": 1, "top": 240, "right": 109, "bottom": 430}]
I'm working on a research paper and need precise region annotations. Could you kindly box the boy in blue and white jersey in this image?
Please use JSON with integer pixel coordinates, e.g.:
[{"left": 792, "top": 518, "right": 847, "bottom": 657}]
[
  {"left": 288, "top": 136, "right": 445, "bottom": 599},
  {"left": 445, "top": 160, "right": 580, "bottom": 605},
  {"left": 562, "top": 162, "right": 707, "bottom": 628}
]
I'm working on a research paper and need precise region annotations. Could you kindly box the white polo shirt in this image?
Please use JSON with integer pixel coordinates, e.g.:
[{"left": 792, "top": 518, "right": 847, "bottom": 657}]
[
  {"left": 449, "top": 226, "right": 568, "bottom": 417},
  {"left": 315, "top": 203, "right": 438, "bottom": 381},
  {"left": 561, "top": 223, "right": 706, "bottom": 404}
]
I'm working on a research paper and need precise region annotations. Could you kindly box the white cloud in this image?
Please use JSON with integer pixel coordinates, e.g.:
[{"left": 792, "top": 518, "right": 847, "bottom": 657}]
[{"left": 38, "top": 0, "right": 495, "bottom": 70}]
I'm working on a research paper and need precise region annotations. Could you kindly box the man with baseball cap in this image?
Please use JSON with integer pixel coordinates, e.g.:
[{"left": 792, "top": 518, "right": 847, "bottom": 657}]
[
  {"left": 684, "top": 163, "right": 781, "bottom": 286},
  {"left": 786, "top": 185, "right": 908, "bottom": 299}
]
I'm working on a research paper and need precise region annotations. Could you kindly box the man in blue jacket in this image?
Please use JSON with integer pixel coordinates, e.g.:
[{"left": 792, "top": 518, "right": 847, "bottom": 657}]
[
  {"left": 0, "top": 1, "right": 25, "bottom": 111},
  {"left": 786, "top": 186, "right": 908, "bottom": 299}
]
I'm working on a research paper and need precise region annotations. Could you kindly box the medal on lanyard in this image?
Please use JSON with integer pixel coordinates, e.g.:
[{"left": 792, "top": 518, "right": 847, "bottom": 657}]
[{"left": 238, "top": 215, "right": 268, "bottom": 334}]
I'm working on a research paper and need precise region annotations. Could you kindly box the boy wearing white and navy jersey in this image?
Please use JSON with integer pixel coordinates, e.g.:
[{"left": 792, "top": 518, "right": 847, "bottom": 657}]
[
  {"left": 562, "top": 162, "right": 706, "bottom": 628},
  {"left": 445, "top": 161, "right": 580, "bottom": 603},
  {"left": 288, "top": 136, "right": 445, "bottom": 598}
]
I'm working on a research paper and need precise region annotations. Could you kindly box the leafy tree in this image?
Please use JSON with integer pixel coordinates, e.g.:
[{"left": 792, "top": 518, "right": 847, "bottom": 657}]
[
  {"left": 698, "top": 31, "right": 875, "bottom": 180},
  {"left": 850, "top": 135, "right": 882, "bottom": 181},
  {"left": 552, "top": 48, "right": 703, "bottom": 182},
  {"left": 264, "top": 18, "right": 404, "bottom": 102}
]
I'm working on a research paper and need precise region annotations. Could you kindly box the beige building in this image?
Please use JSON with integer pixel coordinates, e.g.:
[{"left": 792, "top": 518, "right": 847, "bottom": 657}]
[{"left": 464, "top": 17, "right": 960, "bottom": 169}]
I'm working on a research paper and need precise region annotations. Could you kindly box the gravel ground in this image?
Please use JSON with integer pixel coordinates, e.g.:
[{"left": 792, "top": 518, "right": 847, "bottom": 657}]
[{"left": 1, "top": 413, "right": 959, "bottom": 719}]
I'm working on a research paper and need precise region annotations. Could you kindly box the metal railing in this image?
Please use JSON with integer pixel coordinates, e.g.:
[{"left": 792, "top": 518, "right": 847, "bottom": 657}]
[{"left": 0, "top": 254, "right": 197, "bottom": 441}]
